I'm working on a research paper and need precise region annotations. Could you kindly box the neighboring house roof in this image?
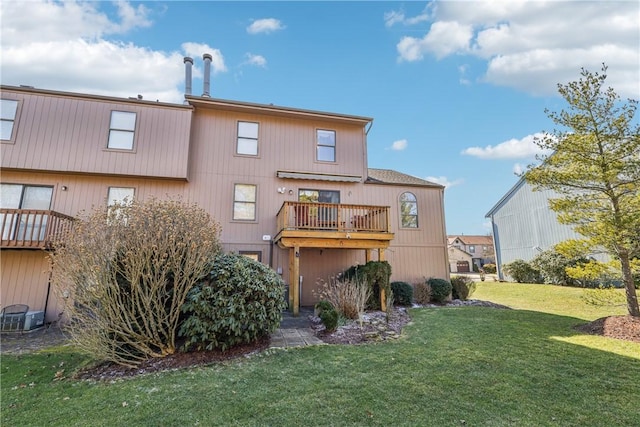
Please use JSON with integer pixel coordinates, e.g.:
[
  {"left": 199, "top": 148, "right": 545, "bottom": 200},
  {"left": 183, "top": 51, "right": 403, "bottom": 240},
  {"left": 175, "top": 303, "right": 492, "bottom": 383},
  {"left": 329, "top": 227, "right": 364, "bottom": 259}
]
[
  {"left": 366, "top": 168, "right": 443, "bottom": 188},
  {"left": 448, "top": 246, "right": 473, "bottom": 258},
  {"left": 448, "top": 235, "right": 493, "bottom": 246}
]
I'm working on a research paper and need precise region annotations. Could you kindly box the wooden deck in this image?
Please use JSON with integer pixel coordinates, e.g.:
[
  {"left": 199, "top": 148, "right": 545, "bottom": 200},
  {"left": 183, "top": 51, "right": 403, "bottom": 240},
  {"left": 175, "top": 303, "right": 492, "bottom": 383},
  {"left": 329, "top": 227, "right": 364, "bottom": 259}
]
[
  {"left": 274, "top": 201, "right": 394, "bottom": 249},
  {"left": 273, "top": 202, "right": 394, "bottom": 315},
  {"left": 1, "top": 209, "right": 75, "bottom": 249}
]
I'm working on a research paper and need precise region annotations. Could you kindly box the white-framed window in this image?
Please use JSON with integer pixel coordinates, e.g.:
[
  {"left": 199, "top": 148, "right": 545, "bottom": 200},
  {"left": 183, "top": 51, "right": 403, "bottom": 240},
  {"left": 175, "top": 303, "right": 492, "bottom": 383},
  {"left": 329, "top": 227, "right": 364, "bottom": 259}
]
[
  {"left": 237, "top": 121, "right": 259, "bottom": 156},
  {"left": 233, "top": 184, "right": 257, "bottom": 221},
  {"left": 316, "top": 129, "right": 336, "bottom": 162},
  {"left": 469, "top": 245, "right": 475, "bottom": 253},
  {"left": 400, "top": 192, "right": 418, "bottom": 228},
  {"left": 239, "top": 251, "right": 262, "bottom": 262},
  {"left": 1, "top": 99, "right": 19, "bottom": 141},
  {"left": 107, "top": 187, "right": 135, "bottom": 207},
  {"left": 107, "top": 111, "right": 137, "bottom": 150},
  {"left": 0, "top": 183, "right": 53, "bottom": 241}
]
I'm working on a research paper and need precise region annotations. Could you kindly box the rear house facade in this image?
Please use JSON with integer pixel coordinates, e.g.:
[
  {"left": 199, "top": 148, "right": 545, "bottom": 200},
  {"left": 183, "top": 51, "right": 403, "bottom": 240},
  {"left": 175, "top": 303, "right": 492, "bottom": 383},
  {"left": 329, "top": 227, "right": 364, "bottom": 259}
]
[{"left": 1, "top": 55, "right": 449, "bottom": 321}]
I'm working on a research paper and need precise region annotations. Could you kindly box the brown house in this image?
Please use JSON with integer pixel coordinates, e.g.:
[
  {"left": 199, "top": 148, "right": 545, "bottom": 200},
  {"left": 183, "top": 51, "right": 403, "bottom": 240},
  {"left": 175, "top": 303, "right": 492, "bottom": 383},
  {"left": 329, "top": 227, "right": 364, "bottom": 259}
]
[
  {"left": 447, "top": 235, "right": 495, "bottom": 271},
  {"left": 1, "top": 56, "right": 449, "bottom": 322}
]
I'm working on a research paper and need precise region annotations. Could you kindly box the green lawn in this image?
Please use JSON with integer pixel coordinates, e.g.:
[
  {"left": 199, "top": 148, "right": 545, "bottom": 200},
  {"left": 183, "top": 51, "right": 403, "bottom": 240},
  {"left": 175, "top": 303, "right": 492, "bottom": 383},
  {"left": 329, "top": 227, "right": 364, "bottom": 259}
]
[{"left": 2, "top": 283, "right": 639, "bottom": 426}]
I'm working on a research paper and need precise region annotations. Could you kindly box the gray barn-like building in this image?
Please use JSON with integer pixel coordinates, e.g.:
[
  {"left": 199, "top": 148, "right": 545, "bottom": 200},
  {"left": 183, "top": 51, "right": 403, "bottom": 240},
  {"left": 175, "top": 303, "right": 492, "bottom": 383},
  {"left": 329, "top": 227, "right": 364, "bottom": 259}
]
[{"left": 485, "top": 178, "right": 583, "bottom": 280}]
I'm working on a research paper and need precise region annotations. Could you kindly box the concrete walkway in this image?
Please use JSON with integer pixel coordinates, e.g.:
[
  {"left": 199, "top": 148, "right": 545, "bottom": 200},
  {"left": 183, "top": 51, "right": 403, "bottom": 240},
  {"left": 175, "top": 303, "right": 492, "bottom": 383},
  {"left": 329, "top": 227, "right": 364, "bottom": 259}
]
[
  {"left": 270, "top": 307, "right": 325, "bottom": 349},
  {"left": 269, "top": 328, "right": 325, "bottom": 348}
]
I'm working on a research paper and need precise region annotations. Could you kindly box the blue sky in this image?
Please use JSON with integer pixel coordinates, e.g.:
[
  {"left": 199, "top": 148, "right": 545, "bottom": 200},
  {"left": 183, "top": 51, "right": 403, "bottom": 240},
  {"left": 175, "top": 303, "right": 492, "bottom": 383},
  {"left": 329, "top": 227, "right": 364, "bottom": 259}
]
[{"left": 2, "top": 1, "right": 638, "bottom": 235}]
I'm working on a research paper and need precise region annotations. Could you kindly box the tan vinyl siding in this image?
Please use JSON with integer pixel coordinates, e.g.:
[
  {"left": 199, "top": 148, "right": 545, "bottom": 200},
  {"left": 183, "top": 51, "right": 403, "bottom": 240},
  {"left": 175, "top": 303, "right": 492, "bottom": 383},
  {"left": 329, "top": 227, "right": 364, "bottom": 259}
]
[
  {"left": 1, "top": 87, "right": 449, "bottom": 317},
  {"left": 1, "top": 251, "right": 55, "bottom": 321},
  {"left": 1, "top": 89, "right": 192, "bottom": 179},
  {"left": 188, "top": 109, "right": 367, "bottom": 180}
]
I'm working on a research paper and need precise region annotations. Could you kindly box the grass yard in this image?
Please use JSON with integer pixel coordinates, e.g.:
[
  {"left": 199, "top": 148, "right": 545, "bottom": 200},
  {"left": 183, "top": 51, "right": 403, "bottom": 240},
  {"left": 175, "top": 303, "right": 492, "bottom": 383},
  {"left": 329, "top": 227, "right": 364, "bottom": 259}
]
[{"left": 2, "top": 283, "right": 639, "bottom": 426}]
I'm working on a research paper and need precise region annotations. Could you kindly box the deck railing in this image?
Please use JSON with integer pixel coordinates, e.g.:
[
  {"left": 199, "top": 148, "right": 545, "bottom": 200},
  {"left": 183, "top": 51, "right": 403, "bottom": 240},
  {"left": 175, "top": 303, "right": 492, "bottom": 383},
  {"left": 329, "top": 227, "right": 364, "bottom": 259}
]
[
  {"left": 276, "top": 202, "right": 390, "bottom": 233},
  {"left": 0, "top": 209, "right": 75, "bottom": 249}
]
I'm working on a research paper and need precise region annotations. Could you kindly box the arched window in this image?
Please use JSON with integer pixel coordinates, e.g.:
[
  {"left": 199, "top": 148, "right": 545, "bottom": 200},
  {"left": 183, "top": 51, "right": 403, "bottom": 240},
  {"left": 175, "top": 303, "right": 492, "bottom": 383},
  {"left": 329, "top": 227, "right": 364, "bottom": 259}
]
[{"left": 400, "top": 192, "right": 418, "bottom": 228}]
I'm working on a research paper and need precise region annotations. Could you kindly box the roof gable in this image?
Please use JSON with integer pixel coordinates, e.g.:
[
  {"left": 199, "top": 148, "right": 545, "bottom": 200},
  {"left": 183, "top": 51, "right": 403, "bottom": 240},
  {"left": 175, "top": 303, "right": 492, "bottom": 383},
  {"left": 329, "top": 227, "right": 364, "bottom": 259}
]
[{"left": 366, "top": 169, "right": 443, "bottom": 188}]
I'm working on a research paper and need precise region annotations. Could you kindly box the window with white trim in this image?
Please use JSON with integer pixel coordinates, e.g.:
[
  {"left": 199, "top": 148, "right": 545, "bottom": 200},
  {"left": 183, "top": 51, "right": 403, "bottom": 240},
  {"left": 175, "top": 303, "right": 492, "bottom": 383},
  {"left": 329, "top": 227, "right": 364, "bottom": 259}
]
[
  {"left": 0, "top": 184, "right": 53, "bottom": 241},
  {"left": 237, "top": 121, "right": 259, "bottom": 156},
  {"left": 107, "top": 187, "right": 135, "bottom": 207},
  {"left": 316, "top": 129, "right": 336, "bottom": 162},
  {"left": 233, "top": 184, "right": 257, "bottom": 220},
  {"left": 108, "top": 111, "right": 137, "bottom": 150},
  {"left": 1, "top": 99, "right": 19, "bottom": 141},
  {"left": 400, "top": 192, "right": 418, "bottom": 228}
]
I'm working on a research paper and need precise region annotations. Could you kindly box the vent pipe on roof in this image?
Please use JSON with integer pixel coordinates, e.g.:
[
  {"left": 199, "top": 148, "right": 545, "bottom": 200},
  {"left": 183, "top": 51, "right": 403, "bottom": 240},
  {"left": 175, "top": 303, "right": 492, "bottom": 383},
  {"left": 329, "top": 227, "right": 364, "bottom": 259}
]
[
  {"left": 183, "top": 56, "right": 193, "bottom": 96},
  {"left": 202, "top": 53, "right": 212, "bottom": 97}
]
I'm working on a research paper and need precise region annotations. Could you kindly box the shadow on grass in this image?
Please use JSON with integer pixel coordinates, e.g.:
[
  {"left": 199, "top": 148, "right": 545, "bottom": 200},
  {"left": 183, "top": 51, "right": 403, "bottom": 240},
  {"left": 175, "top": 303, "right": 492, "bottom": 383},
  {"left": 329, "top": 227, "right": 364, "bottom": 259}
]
[{"left": 2, "top": 306, "right": 639, "bottom": 427}]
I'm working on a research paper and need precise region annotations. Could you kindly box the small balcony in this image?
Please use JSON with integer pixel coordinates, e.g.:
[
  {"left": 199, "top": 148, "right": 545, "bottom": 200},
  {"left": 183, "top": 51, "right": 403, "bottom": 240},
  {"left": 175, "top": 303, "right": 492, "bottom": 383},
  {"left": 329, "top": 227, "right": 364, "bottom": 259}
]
[
  {"left": 1, "top": 209, "right": 75, "bottom": 249},
  {"left": 274, "top": 202, "right": 394, "bottom": 249}
]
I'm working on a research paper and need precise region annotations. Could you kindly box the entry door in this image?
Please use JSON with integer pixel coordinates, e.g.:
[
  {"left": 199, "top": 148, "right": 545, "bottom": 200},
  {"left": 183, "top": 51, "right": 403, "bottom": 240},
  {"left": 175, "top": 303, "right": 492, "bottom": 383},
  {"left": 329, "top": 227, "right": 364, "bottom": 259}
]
[{"left": 1, "top": 184, "right": 53, "bottom": 240}]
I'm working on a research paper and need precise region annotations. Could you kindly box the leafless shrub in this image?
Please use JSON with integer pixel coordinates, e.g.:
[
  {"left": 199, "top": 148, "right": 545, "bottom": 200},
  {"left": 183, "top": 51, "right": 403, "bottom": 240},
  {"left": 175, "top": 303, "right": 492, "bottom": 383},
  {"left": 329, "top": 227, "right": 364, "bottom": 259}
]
[
  {"left": 315, "top": 277, "right": 370, "bottom": 320},
  {"left": 414, "top": 282, "right": 432, "bottom": 305},
  {"left": 50, "top": 198, "right": 221, "bottom": 367}
]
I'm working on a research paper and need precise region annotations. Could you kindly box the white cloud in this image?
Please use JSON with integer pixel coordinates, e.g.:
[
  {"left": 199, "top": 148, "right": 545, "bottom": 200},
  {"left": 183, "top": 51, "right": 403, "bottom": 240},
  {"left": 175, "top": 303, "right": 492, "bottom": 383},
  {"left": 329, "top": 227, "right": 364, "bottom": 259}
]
[
  {"left": 244, "top": 53, "right": 267, "bottom": 68},
  {"left": 426, "top": 176, "right": 463, "bottom": 188},
  {"left": 512, "top": 163, "right": 525, "bottom": 175},
  {"left": 384, "top": 6, "right": 432, "bottom": 27},
  {"left": 394, "top": 2, "right": 640, "bottom": 97},
  {"left": 247, "top": 18, "right": 285, "bottom": 35},
  {"left": 182, "top": 43, "right": 227, "bottom": 73},
  {"left": 0, "top": 1, "right": 227, "bottom": 104},
  {"left": 389, "top": 139, "right": 408, "bottom": 151},
  {"left": 461, "top": 133, "right": 549, "bottom": 160},
  {"left": 398, "top": 21, "right": 473, "bottom": 61}
]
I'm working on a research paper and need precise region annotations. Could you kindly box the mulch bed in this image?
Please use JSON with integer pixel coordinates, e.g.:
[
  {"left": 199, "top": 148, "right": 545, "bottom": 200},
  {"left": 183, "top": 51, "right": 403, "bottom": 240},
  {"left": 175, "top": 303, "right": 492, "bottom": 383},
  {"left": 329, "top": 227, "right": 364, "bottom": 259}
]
[{"left": 574, "top": 315, "right": 640, "bottom": 343}]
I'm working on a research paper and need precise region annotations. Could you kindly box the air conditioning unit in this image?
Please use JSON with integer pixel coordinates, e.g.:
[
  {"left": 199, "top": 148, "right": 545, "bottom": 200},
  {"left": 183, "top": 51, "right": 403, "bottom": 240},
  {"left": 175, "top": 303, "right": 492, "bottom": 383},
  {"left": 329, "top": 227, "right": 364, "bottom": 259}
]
[{"left": 24, "top": 311, "right": 45, "bottom": 331}]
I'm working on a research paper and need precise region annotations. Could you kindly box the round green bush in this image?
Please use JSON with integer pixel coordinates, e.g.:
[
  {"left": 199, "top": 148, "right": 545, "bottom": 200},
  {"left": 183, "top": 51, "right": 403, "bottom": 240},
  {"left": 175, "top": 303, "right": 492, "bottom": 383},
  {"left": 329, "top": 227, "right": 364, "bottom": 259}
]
[
  {"left": 179, "top": 253, "right": 287, "bottom": 351},
  {"left": 315, "top": 300, "right": 339, "bottom": 332},
  {"left": 390, "top": 281, "right": 413, "bottom": 306},
  {"left": 427, "top": 278, "right": 452, "bottom": 303}
]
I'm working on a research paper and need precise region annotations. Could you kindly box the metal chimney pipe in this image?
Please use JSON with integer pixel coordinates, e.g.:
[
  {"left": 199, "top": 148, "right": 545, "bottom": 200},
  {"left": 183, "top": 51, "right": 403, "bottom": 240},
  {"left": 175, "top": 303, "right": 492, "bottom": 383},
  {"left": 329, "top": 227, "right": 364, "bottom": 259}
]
[
  {"left": 183, "top": 57, "right": 193, "bottom": 96},
  {"left": 202, "top": 53, "right": 212, "bottom": 97}
]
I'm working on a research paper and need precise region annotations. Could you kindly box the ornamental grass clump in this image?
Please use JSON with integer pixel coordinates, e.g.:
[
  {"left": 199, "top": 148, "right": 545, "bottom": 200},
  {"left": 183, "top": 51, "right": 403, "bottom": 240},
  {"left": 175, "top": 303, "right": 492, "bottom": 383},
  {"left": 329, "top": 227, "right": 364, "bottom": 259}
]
[
  {"left": 315, "top": 277, "right": 370, "bottom": 320},
  {"left": 51, "top": 198, "right": 221, "bottom": 367}
]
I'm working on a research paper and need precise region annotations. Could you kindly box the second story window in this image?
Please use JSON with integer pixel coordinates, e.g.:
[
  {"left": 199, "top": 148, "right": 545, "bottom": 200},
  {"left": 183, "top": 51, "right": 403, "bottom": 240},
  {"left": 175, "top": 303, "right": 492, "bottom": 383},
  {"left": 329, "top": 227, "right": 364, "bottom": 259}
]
[
  {"left": 400, "top": 192, "right": 418, "bottom": 228},
  {"left": 316, "top": 129, "right": 336, "bottom": 162},
  {"left": 237, "top": 121, "right": 259, "bottom": 156},
  {"left": 108, "top": 111, "right": 137, "bottom": 150},
  {"left": 469, "top": 245, "right": 475, "bottom": 253},
  {"left": 1, "top": 99, "right": 19, "bottom": 141},
  {"left": 233, "top": 184, "right": 257, "bottom": 221}
]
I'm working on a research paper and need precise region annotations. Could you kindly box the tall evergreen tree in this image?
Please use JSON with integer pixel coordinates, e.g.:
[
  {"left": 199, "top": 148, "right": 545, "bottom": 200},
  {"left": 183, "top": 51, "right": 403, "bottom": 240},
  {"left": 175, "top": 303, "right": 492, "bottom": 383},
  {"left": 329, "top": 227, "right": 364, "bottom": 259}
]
[{"left": 525, "top": 65, "right": 640, "bottom": 317}]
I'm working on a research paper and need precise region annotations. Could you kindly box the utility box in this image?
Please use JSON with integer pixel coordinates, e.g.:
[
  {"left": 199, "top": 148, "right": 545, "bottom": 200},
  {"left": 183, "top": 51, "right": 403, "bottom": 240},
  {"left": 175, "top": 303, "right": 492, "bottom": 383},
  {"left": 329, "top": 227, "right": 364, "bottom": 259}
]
[{"left": 24, "top": 311, "right": 45, "bottom": 331}]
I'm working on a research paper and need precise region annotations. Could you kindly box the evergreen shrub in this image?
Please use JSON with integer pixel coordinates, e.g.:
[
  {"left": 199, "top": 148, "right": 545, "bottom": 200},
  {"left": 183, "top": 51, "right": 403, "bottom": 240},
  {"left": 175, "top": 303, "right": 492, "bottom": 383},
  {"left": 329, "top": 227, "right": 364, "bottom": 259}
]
[
  {"left": 179, "top": 253, "right": 286, "bottom": 351},
  {"left": 427, "top": 278, "right": 452, "bottom": 303},
  {"left": 390, "top": 281, "right": 413, "bottom": 306}
]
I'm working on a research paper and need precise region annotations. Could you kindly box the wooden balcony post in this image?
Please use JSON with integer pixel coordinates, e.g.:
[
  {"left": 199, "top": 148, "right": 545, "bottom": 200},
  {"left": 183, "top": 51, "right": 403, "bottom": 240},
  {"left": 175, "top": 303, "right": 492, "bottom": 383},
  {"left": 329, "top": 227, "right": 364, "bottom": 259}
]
[{"left": 289, "top": 246, "right": 300, "bottom": 316}]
